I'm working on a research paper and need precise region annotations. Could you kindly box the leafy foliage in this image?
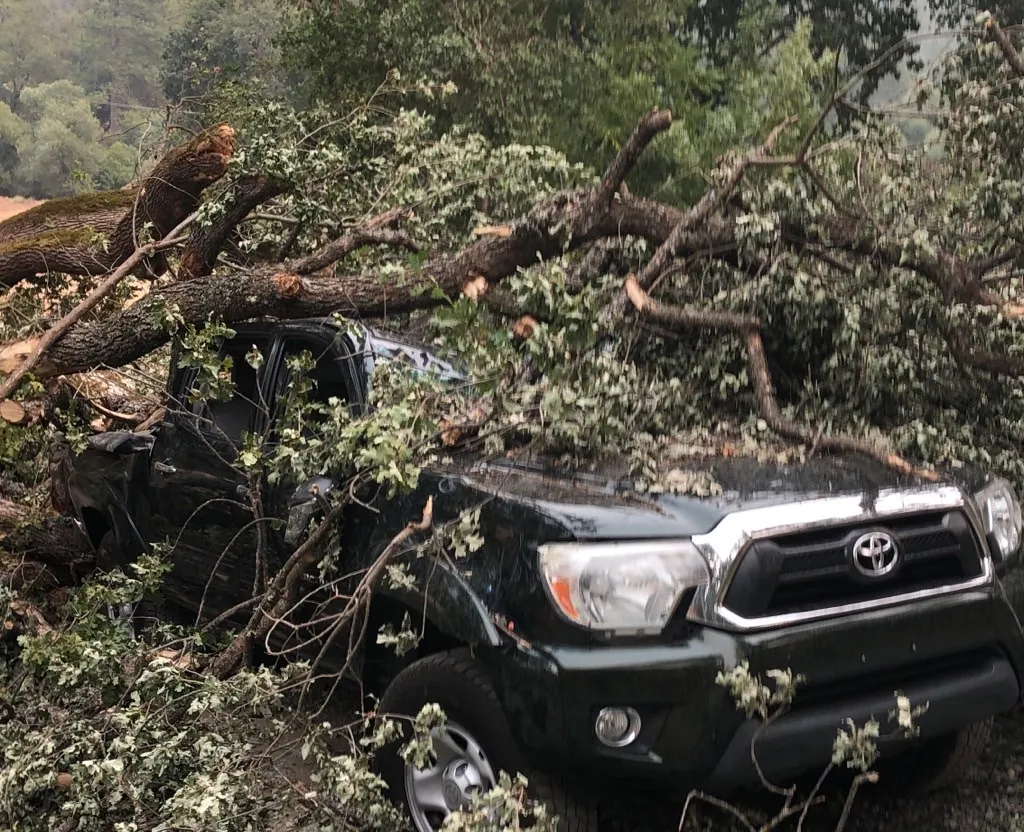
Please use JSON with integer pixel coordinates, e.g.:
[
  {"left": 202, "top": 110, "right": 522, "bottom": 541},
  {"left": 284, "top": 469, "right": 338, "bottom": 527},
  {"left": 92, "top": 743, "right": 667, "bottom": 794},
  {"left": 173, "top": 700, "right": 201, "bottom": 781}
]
[
  {"left": 280, "top": 0, "right": 921, "bottom": 202},
  {"left": 161, "top": 0, "right": 289, "bottom": 107},
  {"left": 193, "top": 80, "right": 587, "bottom": 272},
  {"left": 2, "top": 561, "right": 383, "bottom": 832},
  {"left": 7, "top": 6, "right": 1024, "bottom": 832},
  {"left": 2, "top": 80, "right": 137, "bottom": 197}
]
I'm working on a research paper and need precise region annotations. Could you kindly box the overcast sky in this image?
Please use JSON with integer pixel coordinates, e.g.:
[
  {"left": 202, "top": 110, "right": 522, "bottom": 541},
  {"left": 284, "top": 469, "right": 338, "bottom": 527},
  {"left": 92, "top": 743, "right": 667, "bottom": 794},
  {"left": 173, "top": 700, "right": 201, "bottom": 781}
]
[{"left": 869, "top": 0, "right": 959, "bottom": 107}]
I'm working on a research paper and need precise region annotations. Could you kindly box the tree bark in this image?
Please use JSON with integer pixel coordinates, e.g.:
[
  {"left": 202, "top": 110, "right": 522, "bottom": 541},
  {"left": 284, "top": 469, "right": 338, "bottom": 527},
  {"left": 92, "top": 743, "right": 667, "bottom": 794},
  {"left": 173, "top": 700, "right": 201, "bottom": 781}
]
[
  {"left": 0, "top": 124, "right": 237, "bottom": 288},
  {"left": 178, "top": 174, "right": 289, "bottom": 280},
  {"left": 3, "top": 194, "right": 1014, "bottom": 382},
  {"left": 0, "top": 499, "right": 94, "bottom": 585},
  {"left": 18, "top": 193, "right": 686, "bottom": 377}
]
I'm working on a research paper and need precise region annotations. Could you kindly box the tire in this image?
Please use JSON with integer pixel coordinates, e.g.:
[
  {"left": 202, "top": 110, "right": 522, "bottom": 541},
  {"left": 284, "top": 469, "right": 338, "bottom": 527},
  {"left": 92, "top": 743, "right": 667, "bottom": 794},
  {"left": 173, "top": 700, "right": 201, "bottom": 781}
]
[
  {"left": 881, "top": 717, "right": 994, "bottom": 794},
  {"left": 375, "top": 648, "right": 599, "bottom": 832},
  {"left": 95, "top": 529, "right": 121, "bottom": 573},
  {"left": 95, "top": 531, "right": 187, "bottom": 638}
]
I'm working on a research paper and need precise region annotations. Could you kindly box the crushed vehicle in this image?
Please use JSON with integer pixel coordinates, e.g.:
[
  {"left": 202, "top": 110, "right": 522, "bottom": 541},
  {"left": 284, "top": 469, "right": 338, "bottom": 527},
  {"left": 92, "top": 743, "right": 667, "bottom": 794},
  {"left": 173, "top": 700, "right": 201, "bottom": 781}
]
[{"left": 52, "top": 317, "right": 1024, "bottom": 832}]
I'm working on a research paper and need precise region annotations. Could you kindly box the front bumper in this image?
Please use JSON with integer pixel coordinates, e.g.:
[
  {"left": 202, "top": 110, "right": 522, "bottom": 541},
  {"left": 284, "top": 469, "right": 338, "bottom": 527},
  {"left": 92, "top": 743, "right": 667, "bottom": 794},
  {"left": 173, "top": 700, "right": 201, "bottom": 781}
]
[
  {"left": 707, "top": 650, "right": 1015, "bottom": 790},
  {"left": 486, "top": 587, "right": 1024, "bottom": 799}
]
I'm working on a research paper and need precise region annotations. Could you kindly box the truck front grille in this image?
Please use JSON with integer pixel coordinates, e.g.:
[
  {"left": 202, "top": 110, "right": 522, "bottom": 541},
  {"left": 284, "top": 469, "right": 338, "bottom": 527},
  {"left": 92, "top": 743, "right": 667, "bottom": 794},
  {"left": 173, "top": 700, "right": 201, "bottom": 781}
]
[{"left": 721, "top": 509, "right": 986, "bottom": 619}]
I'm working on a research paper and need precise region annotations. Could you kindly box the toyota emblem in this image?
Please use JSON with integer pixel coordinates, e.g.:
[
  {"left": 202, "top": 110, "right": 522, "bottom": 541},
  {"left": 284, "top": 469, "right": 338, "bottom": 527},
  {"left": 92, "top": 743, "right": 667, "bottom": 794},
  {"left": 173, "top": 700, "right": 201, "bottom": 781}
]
[{"left": 851, "top": 531, "right": 899, "bottom": 577}]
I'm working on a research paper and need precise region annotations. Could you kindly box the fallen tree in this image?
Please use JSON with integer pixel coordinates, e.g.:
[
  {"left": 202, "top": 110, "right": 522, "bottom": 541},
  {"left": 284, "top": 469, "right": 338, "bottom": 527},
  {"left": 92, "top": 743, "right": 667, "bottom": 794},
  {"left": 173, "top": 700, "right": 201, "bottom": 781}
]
[
  {"left": 0, "top": 109, "right": 937, "bottom": 485},
  {"left": 4, "top": 16, "right": 1024, "bottom": 636}
]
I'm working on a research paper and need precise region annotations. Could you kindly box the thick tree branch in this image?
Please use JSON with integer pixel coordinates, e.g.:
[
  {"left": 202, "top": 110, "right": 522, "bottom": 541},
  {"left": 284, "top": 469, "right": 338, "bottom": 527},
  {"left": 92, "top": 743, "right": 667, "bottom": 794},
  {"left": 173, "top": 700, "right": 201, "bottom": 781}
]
[
  {"left": 592, "top": 107, "right": 673, "bottom": 212},
  {"left": 945, "top": 329, "right": 1024, "bottom": 376},
  {"left": 0, "top": 124, "right": 235, "bottom": 288},
  {"left": 0, "top": 211, "right": 199, "bottom": 402},
  {"left": 984, "top": 16, "right": 1024, "bottom": 77},
  {"left": 601, "top": 116, "right": 797, "bottom": 336},
  {"left": 178, "top": 174, "right": 289, "bottom": 280},
  {"left": 4, "top": 141, "right": 738, "bottom": 378},
  {"left": 288, "top": 208, "right": 419, "bottom": 275},
  {"left": 0, "top": 498, "right": 93, "bottom": 580},
  {"left": 7, "top": 181, "right": 1024, "bottom": 384},
  {"left": 782, "top": 220, "right": 1024, "bottom": 316},
  {"left": 0, "top": 192, "right": 997, "bottom": 381}
]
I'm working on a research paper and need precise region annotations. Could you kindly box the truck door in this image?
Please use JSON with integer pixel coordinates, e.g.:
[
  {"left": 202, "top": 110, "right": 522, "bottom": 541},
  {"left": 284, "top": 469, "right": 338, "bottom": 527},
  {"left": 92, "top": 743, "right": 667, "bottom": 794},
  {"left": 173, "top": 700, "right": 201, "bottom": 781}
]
[
  {"left": 259, "top": 327, "right": 367, "bottom": 662},
  {"left": 147, "top": 328, "right": 279, "bottom": 625}
]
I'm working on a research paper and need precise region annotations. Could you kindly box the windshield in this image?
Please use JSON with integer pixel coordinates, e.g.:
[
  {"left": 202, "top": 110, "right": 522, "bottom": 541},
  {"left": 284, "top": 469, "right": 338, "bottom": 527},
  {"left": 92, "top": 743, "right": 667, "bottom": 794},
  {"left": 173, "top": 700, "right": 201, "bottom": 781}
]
[{"left": 353, "top": 328, "right": 470, "bottom": 397}]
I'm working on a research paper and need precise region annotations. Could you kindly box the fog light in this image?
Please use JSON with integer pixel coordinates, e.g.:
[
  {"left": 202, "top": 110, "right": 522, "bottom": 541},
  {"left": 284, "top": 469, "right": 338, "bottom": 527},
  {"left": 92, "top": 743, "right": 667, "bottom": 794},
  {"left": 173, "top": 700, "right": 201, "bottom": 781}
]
[{"left": 594, "top": 706, "right": 642, "bottom": 747}]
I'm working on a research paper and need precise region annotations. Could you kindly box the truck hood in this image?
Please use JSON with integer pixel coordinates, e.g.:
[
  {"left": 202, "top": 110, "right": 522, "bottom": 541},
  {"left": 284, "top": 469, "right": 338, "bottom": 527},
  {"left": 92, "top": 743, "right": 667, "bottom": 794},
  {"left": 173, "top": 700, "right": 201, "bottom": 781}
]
[{"left": 454, "top": 453, "right": 990, "bottom": 540}]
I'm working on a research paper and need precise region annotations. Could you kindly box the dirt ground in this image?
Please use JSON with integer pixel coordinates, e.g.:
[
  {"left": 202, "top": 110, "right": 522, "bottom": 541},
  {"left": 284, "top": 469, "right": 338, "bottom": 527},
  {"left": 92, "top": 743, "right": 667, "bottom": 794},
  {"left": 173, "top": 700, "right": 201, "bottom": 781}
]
[
  {"left": 849, "top": 713, "right": 1024, "bottom": 832},
  {"left": 0, "top": 195, "right": 42, "bottom": 222},
  {"left": 688, "top": 713, "right": 1024, "bottom": 832}
]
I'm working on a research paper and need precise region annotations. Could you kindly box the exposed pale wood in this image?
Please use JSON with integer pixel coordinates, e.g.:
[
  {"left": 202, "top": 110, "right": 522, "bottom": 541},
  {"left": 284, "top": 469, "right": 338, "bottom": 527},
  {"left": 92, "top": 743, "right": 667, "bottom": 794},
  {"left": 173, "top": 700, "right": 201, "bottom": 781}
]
[{"left": 0, "top": 400, "right": 25, "bottom": 424}]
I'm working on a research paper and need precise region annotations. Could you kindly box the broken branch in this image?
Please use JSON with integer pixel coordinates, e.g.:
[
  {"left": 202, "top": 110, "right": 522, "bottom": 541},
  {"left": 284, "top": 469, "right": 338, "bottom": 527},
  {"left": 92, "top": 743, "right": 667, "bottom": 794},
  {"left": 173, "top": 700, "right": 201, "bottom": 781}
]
[
  {"left": 0, "top": 211, "right": 199, "bottom": 404},
  {"left": 0, "top": 124, "right": 236, "bottom": 288},
  {"left": 593, "top": 107, "right": 673, "bottom": 212},
  {"left": 984, "top": 15, "right": 1024, "bottom": 77},
  {"left": 293, "top": 497, "right": 434, "bottom": 703},
  {"left": 178, "top": 174, "right": 289, "bottom": 280},
  {"left": 289, "top": 209, "right": 419, "bottom": 275},
  {"left": 632, "top": 117, "right": 796, "bottom": 294}
]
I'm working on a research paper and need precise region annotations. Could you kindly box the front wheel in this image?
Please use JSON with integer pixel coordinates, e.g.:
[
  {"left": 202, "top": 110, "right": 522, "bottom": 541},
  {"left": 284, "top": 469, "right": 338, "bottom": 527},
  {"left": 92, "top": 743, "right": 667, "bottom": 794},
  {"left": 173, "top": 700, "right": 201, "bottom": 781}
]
[
  {"left": 375, "top": 649, "right": 599, "bottom": 832},
  {"left": 879, "top": 717, "right": 994, "bottom": 794}
]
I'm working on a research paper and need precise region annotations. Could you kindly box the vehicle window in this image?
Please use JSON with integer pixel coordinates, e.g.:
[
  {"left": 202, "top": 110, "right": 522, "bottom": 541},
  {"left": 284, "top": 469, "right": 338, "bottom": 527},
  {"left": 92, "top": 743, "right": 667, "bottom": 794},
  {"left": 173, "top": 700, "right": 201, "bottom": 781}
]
[
  {"left": 193, "top": 336, "right": 271, "bottom": 444},
  {"left": 365, "top": 333, "right": 466, "bottom": 384},
  {"left": 276, "top": 336, "right": 352, "bottom": 418}
]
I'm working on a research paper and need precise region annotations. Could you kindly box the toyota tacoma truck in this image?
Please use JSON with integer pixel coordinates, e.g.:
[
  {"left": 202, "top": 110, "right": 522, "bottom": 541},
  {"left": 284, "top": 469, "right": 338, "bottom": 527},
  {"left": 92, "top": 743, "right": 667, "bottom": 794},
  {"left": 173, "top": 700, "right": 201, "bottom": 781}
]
[{"left": 51, "top": 317, "right": 1024, "bottom": 832}]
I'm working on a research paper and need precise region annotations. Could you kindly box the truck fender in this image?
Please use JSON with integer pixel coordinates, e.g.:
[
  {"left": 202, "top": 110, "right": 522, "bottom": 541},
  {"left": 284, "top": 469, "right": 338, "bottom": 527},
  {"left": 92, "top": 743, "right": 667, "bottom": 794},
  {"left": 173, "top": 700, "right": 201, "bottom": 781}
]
[
  {"left": 373, "top": 553, "right": 503, "bottom": 649},
  {"left": 77, "top": 482, "right": 151, "bottom": 571}
]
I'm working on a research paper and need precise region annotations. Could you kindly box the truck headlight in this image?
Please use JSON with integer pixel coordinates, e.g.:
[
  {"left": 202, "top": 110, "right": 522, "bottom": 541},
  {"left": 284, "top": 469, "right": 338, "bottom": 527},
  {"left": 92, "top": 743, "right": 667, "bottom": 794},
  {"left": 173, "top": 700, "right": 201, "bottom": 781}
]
[
  {"left": 537, "top": 540, "right": 710, "bottom": 634},
  {"left": 974, "top": 478, "right": 1022, "bottom": 562}
]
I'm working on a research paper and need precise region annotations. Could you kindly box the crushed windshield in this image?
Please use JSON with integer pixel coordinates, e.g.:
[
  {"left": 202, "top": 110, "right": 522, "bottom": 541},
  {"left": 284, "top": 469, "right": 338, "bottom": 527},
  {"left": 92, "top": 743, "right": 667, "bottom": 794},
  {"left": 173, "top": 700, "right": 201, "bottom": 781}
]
[{"left": 356, "top": 330, "right": 469, "bottom": 395}]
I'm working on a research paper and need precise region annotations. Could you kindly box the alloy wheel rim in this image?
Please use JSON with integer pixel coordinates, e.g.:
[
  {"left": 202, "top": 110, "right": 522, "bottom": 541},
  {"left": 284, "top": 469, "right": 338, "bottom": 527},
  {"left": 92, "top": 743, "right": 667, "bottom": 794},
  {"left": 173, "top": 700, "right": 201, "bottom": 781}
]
[{"left": 404, "top": 719, "right": 497, "bottom": 832}]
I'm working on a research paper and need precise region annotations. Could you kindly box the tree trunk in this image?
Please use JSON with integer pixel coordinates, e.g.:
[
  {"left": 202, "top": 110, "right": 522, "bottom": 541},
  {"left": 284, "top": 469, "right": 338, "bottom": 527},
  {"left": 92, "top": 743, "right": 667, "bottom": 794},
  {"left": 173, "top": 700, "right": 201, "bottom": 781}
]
[{"left": 0, "top": 124, "right": 237, "bottom": 288}]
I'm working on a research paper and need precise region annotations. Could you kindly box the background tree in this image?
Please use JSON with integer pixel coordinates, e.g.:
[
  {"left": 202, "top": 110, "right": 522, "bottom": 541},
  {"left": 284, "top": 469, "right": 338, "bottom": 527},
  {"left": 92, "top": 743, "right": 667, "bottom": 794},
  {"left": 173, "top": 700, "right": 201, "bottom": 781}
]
[
  {"left": 279, "top": 0, "right": 931, "bottom": 202},
  {"left": 77, "top": 0, "right": 174, "bottom": 132},
  {"left": 0, "top": 102, "right": 26, "bottom": 194},
  {"left": 929, "top": 0, "right": 1024, "bottom": 27},
  {"left": 161, "top": 0, "right": 288, "bottom": 108},
  {"left": 280, "top": 0, "right": 733, "bottom": 200},
  {"left": 686, "top": 0, "right": 923, "bottom": 103},
  {"left": 0, "top": 0, "right": 72, "bottom": 113},
  {"left": 1, "top": 81, "right": 140, "bottom": 198}
]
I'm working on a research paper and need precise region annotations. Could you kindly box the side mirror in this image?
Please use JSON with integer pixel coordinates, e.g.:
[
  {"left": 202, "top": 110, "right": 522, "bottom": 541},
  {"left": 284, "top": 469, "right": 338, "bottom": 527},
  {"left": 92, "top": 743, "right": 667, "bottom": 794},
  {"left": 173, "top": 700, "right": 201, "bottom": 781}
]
[{"left": 284, "top": 476, "right": 338, "bottom": 545}]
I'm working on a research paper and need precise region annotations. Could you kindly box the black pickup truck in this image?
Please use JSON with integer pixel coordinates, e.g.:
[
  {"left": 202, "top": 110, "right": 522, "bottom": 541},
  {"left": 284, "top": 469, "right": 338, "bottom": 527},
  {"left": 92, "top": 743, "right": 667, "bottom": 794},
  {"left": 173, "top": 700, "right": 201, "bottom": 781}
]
[{"left": 52, "top": 317, "right": 1024, "bottom": 832}]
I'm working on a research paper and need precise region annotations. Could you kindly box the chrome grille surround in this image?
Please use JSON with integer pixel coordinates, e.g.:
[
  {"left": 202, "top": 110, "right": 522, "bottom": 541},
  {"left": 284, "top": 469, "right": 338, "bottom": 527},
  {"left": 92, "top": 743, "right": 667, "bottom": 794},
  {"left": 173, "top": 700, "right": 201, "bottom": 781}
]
[{"left": 686, "top": 485, "right": 993, "bottom": 632}]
